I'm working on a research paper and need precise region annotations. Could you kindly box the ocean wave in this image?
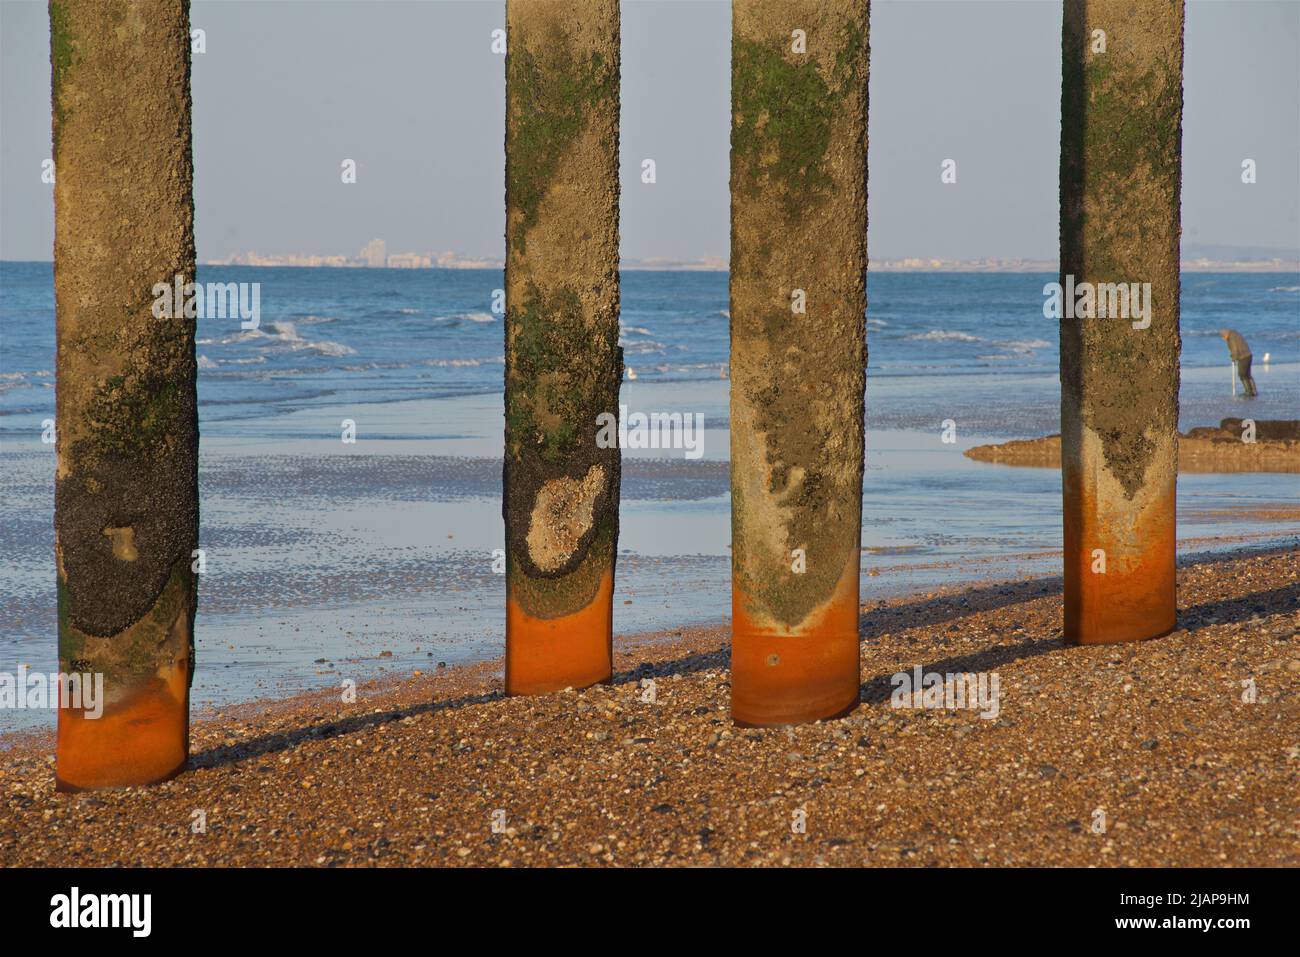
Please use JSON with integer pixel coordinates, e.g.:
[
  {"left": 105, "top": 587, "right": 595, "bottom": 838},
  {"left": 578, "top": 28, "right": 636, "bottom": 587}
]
[
  {"left": 199, "top": 330, "right": 282, "bottom": 346},
  {"left": 420, "top": 356, "right": 505, "bottom": 368},
  {"left": 197, "top": 355, "right": 219, "bottom": 370},
  {"left": 432, "top": 312, "right": 495, "bottom": 323},
  {"left": 866, "top": 318, "right": 889, "bottom": 328},
  {"left": 207, "top": 320, "right": 358, "bottom": 357},
  {"left": 1268, "top": 286, "right": 1300, "bottom": 292},
  {"left": 620, "top": 323, "right": 654, "bottom": 336},
  {"left": 622, "top": 339, "right": 667, "bottom": 355},
  {"left": 299, "top": 340, "right": 355, "bottom": 358},
  {"left": 995, "top": 338, "right": 1051, "bottom": 354},
  {"left": 907, "top": 329, "right": 983, "bottom": 342},
  {"left": 0, "top": 370, "right": 51, "bottom": 394},
  {"left": 612, "top": 361, "right": 730, "bottom": 379},
  {"left": 236, "top": 320, "right": 357, "bottom": 357}
]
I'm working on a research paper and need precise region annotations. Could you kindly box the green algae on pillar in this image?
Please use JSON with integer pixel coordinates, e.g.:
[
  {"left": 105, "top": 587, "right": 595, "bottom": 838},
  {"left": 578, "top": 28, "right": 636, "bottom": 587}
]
[
  {"left": 51, "top": 0, "right": 198, "bottom": 789},
  {"left": 503, "top": 0, "right": 621, "bottom": 695},
  {"left": 1058, "top": 0, "right": 1184, "bottom": 645},
  {"left": 729, "top": 1, "right": 869, "bottom": 726}
]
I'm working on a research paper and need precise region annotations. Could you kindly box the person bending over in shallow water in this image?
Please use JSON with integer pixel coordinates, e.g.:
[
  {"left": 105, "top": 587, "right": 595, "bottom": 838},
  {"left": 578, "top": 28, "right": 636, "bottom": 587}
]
[{"left": 1219, "top": 328, "right": 1258, "bottom": 397}]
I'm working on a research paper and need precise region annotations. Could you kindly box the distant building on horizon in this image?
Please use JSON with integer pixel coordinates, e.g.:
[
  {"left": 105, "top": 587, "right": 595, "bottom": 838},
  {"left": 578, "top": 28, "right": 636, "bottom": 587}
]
[
  {"left": 387, "top": 251, "right": 432, "bottom": 269},
  {"left": 209, "top": 250, "right": 354, "bottom": 267},
  {"left": 362, "top": 238, "right": 386, "bottom": 268},
  {"left": 199, "top": 245, "right": 1298, "bottom": 273}
]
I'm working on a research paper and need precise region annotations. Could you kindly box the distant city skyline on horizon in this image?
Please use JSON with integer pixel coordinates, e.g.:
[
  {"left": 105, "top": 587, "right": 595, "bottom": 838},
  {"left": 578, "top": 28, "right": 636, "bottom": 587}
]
[
  {"left": 205, "top": 239, "right": 1300, "bottom": 273},
  {"left": 5, "top": 244, "right": 1298, "bottom": 272}
]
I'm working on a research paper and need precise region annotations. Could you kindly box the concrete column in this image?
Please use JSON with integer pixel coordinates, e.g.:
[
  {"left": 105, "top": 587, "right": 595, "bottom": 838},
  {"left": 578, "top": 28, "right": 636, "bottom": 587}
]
[
  {"left": 730, "top": 0, "right": 869, "bottom": 725},
  {"left": 503, "top": 0, "right": 621, "bottom": 694},
  {"left": 51, "top": 0, "right": 198, "bottom": 789},
  {"left": 1059, "top": 0, "right": 1184, "bottom": 644}
]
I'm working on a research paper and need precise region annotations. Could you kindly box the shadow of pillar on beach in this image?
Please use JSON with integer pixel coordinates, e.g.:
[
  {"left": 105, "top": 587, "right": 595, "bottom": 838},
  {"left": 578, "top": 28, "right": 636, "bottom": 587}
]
[
  {"left": 859, "top": 636, "right": 1065, "bottom": 706},
  {"left": 189, "top": 690, "right": 505, "bottom": 772},
  {"left": 855, "top": 558, "right": 1296, "bottom": 706},
  {"left": 856, "top": 544, "right": 1294, "bottom": 643},
  {"left": 188, "top": 545, "right": 1295, "bottom": 772},
  {"left": 858, "top": 576, "right": 1064, "bottom": 644}
]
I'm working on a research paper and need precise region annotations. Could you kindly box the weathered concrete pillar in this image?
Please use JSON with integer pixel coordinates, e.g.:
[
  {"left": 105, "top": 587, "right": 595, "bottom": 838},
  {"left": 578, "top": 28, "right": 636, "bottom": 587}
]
[
  {"left": 729, "top": 1, "right": 869, "bottom": 725},
  {"left": 503, "top": 0, "right": 621, "bottom": 694},
  {"left": 51, "top": 0, "right": 198, "bottom": 789},
  {"left": 1059, "top": 0, "right": 1183, "bottom": 645}
]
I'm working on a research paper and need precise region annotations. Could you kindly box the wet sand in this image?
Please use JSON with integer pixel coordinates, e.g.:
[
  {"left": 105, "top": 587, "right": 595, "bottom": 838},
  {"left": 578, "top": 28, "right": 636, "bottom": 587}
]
[
  {"left": 966, "top": 419, "right": 1300, "bottom": 472},
  {"left": 1, "top": 544, "right": 1296, "bottom": 867}
]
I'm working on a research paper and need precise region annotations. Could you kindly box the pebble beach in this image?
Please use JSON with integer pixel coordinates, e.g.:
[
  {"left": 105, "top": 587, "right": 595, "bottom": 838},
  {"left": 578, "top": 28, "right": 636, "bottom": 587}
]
[{"left": 2, "top": 545, "right": 1295, "bottom": 867}]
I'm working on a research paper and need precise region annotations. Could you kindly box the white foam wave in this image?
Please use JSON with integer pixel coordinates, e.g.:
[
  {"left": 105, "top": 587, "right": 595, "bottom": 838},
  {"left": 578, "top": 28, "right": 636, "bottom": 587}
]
[
  {"left": 996, "top": 338, "right": 1051, "bottom": 354},
  {"left": 0, "top": 370, "right": 51, "bottom": 393},
  {"left": 233, "top": 320, "right": 357, "bottom": 356},
  {"left": 621, "top": 339, "right": 666, "bottom": 354},
  {"left": 420, "top": 355, "right": 506, "bottom": 368},
  {"left": 908, "top": 329, "right": 983, "bottom": 342}
]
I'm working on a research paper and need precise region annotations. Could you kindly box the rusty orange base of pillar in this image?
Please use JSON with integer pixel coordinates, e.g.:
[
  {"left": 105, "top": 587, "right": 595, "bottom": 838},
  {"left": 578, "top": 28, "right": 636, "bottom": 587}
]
[
  {"left": 730, "top": 573, "right": 861, "bottom": 727},
  {"left": 506, "top": 569, "right": 613, "bottom": 696},
  {"left": 1063, "top": 483, "right": 1177, "bottom": 645},
  {"left": 55, "top": 659, "right": 189, "bottom": 792},
  {"left": 1063, "top": 555, "right": 1176, "bottom": 645}
]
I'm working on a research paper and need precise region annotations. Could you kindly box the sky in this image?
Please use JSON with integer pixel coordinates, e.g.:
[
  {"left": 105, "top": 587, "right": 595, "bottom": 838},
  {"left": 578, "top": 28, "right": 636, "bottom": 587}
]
[{"left": 1, "top": 0, "right": 1297, "bottom": 263}]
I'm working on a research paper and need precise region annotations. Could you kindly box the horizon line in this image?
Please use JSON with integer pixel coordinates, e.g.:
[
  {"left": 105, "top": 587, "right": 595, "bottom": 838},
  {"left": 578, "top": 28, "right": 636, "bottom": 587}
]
[{"left": 3, "top": 259, "right": 1298, "bottom": 273}]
